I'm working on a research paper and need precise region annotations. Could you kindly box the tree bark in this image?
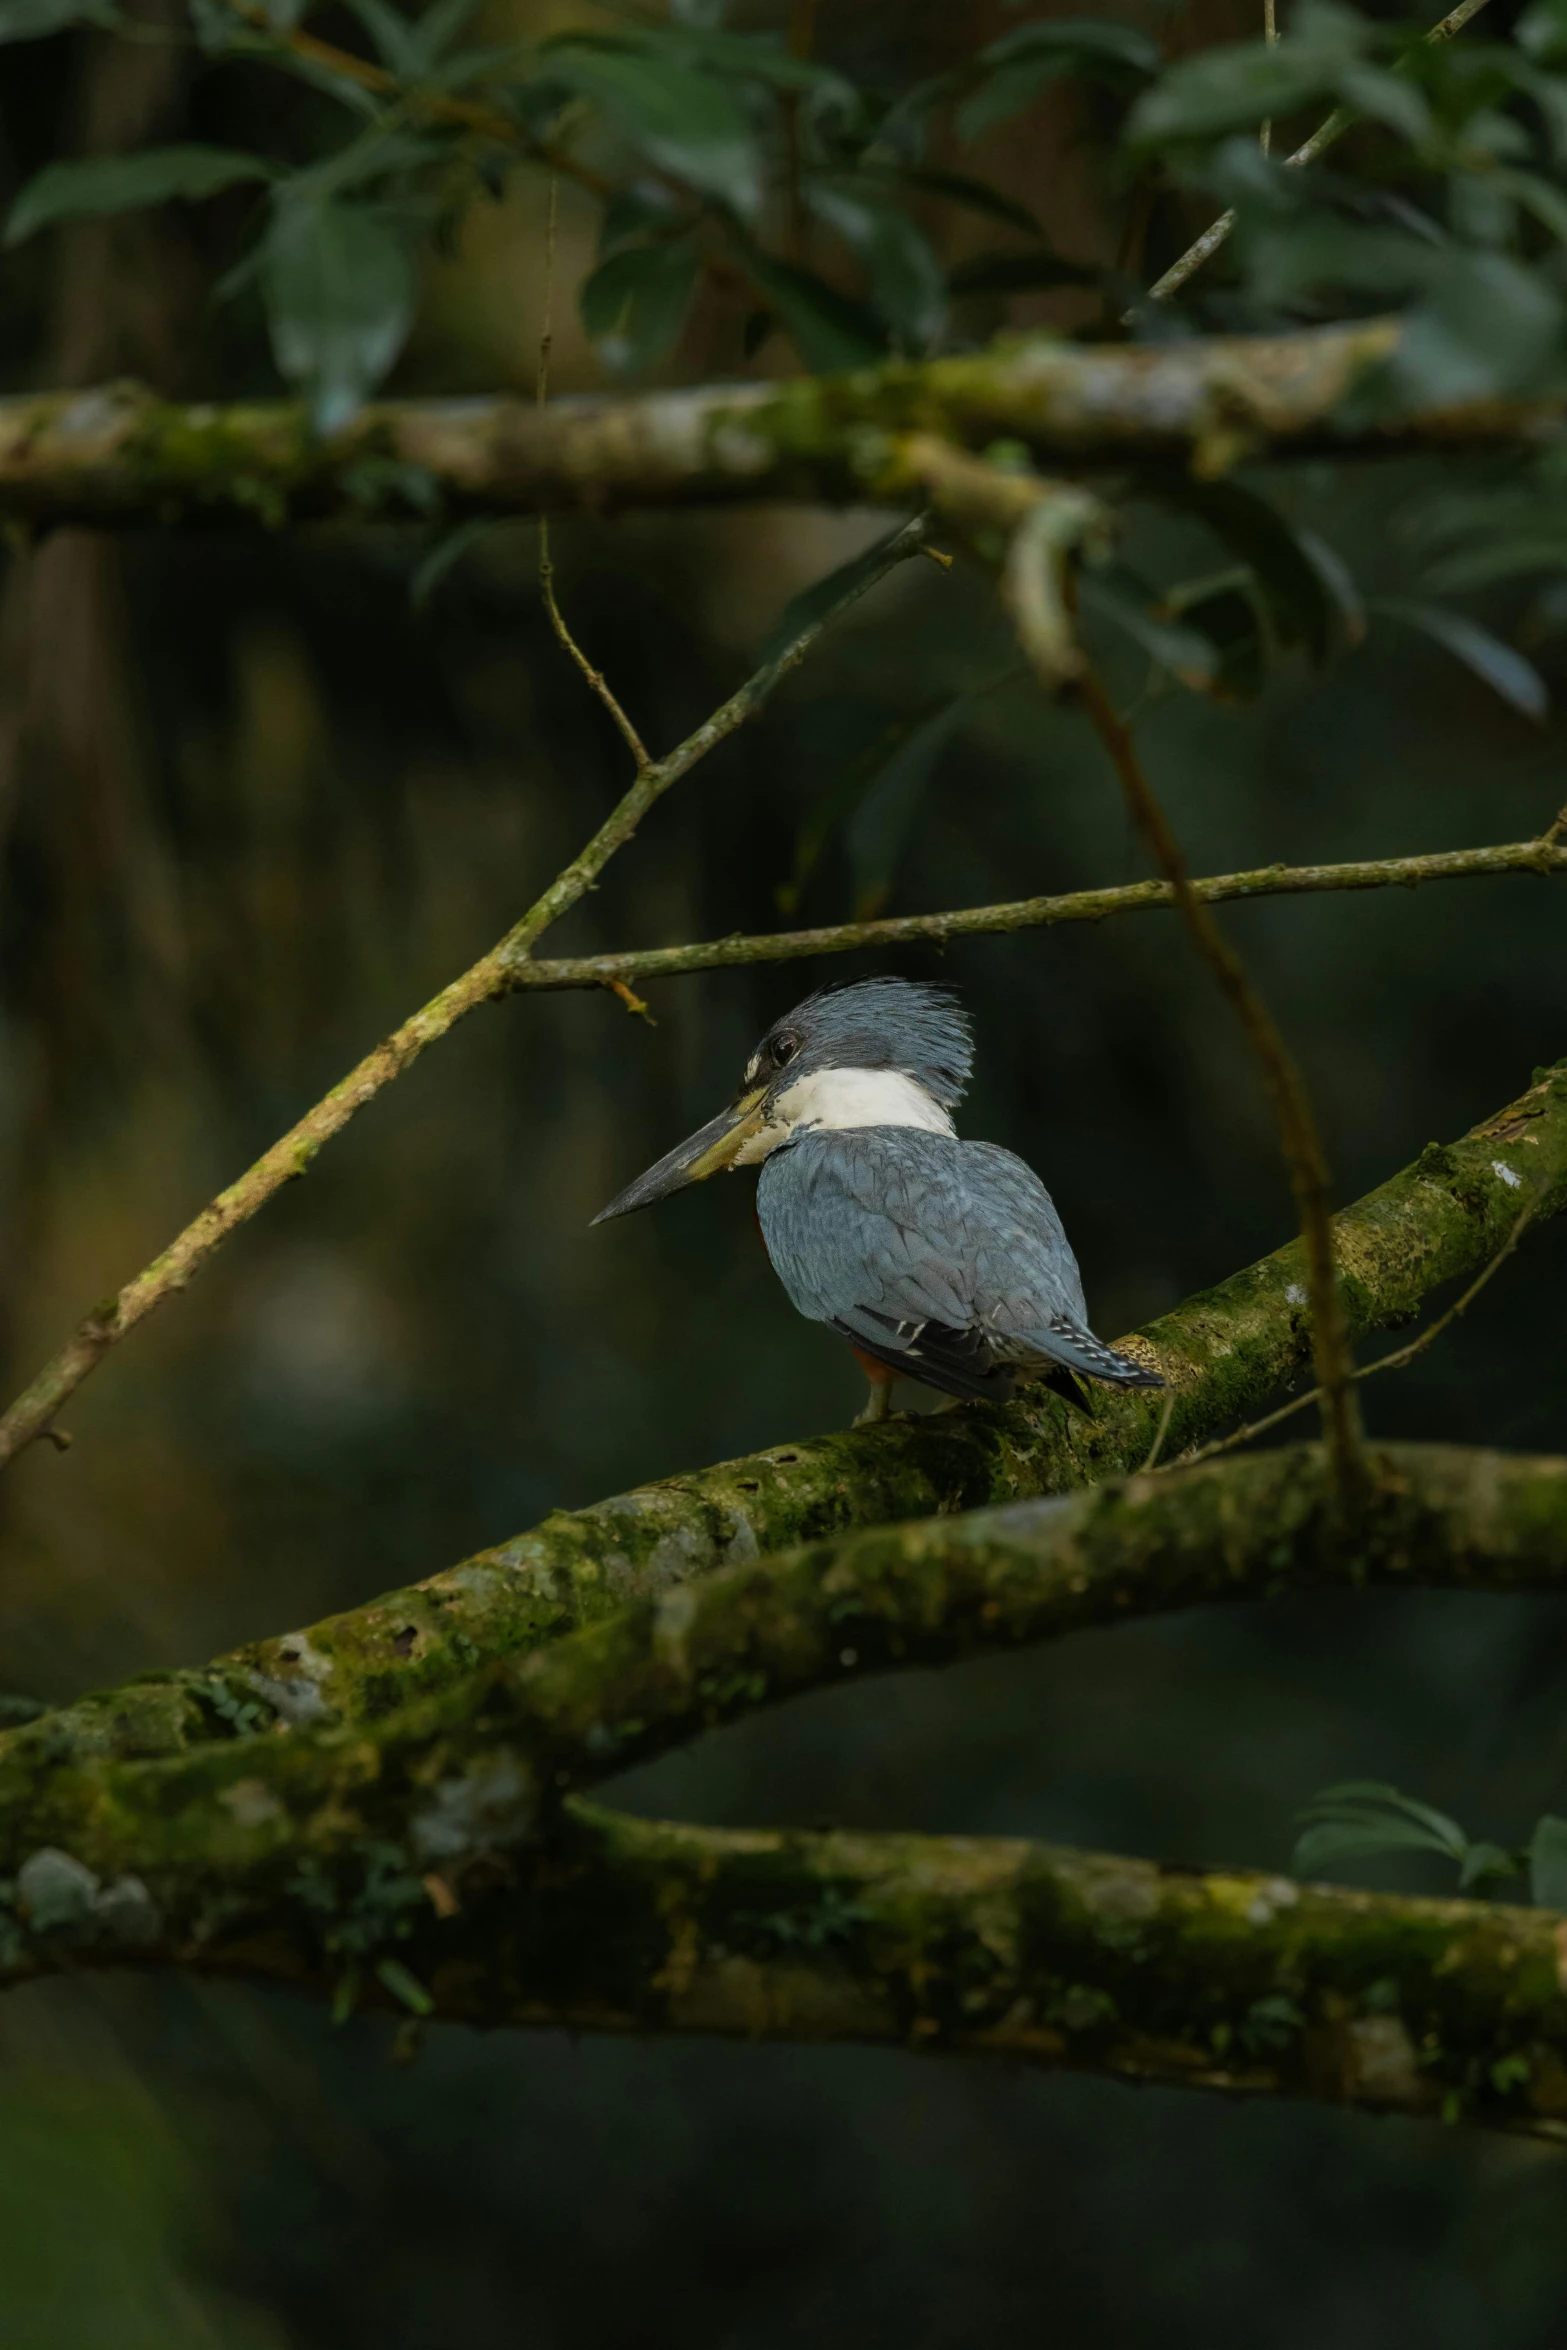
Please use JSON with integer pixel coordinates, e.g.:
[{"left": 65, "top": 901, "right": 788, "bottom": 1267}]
[
  {"left": 4, "top": 1441, "right": 1567, "bottom": 2139},
  {"left": 0, "top": 319, "right": 1555, "bottom": 528},
  {"left": 11, "top": 1055, "right": 1559, "bottom": 1778}
]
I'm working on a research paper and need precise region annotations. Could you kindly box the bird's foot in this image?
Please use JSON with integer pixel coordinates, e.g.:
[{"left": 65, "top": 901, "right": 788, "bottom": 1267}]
[{"left": 853, "top": 1383, "right": 893, "bottom": 1427}]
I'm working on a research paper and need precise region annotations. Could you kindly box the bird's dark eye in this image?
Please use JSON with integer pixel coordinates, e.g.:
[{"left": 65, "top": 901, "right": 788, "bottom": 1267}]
[{"left": 772, "top": 1031, "right": 799, "bottom": 1066}]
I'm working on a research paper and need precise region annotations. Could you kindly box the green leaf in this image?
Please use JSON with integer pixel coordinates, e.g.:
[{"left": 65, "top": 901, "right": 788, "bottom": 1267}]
[
  {"left": 759, "top": 521, "right": 918, "bottom": 668},
  {"left": 1161, "top": 571, "right": 1269, "bottom": 703},
  {"left": 1372, "top": 598, "right": 1549, "bottom": 723},
  {"left": 0, "top": 0, "right": 114, "bottom": 40},
  {"left": 1530, "top": 1815, "right": 1567, "bottom": 1909},
  {"left": 1334, "top": 59, "right": 1431, "bottom": 148},
  {"left": 341, "top": 0, "right": 418, "bottom": 75},
  {"left": 979, "top": 17, "right": 1161, "bottom": 76},
  {"left": 1130, "top": 42, "right": 1340, "bottom": 147},
  {"left": 959, "top": 17, "right": 1159, "bottom": 139},
  {"left": 1383, "top": 253, "right": 1566, "bottom": 407},
  {"left": 1494, "top": 166, "right": 1567, "bottom": 246},
  {"left": 410, "top": 515, "right": 502, "bottom": 608},
  {"left": 1078, "top": 575, "right": 1216, "bottom": 690},
  {"left": 1459, "top": 1840, "right": 1522, "bottom": 1891},
  {"left": 579, "top": 235, "right": 701, "bottom": 373},
  {"left": 404, "top": 0, "right": 483, "bottom": 75},
  {"left": 597, "top": 178, "right": 685, "bottom": 255},
  {"left": 734, "top": 242, "right": 884, "bottom": 374},
  {"left": 1292, "top": 1780, "right": 1472, "bottom": 1882},
  {"left": 1518, "top": 0, "right": 1567, "bottom": 64},
  {"left": 846, "top": 699, "right": 964, "bottom": 917},
  {"left": 804, "top": 177, "right": 947, "bottom": 350},
  {"left": 261, "top": 197, "right": 417, "bottom": 433},
  {"left": 1161, "top": 479, "right": 1338, "bottom": 665},
  {"left": 330, "top": 1963, "right": 362, "bottom": 2025},
  {"left": 375, "top": 1955, "right": 434, "bottom": 2016},
  {"left": 538, "top": 40, "right": 763, "bottom": 218},
  {"left": 897, "top": 167, "right": 1041, "bottom": 239},
  {"left": 1295, "top": 525, "right": 1366, "bottom": 649},
  {"left": 6, "top": 145, "right": 273, "bottom": 245},
  {"left": 947, "top": 248, "right": 1097, "bottom": 299},
  {"left": 656, "top": 25, "right": 852, "bottom": 96}
]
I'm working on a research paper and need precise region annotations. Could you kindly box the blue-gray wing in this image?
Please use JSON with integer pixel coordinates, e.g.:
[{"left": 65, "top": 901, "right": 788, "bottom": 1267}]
[{"left": 755, "top": 1128, "right": 1155, "bottom": 1395}]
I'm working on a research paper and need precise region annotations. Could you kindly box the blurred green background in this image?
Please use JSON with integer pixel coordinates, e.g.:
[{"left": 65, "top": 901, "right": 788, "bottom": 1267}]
[{"left": 3, "top": 2, "right": 1567, "bottom": 2343}]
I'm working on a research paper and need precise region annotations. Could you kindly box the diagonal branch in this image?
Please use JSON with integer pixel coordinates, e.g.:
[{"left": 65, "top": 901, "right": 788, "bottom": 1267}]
[
  {"left": 9, "top": 1058, "right": 1563, "bottom": 1777},
  {"left": 0, "top": 518, "right": 928, "bottom": 1471},
  {"left": 922, "top": 435, "right": 1367, "bottom": 1507},
  {"left": 1073, "top": 668, "right": 1366, "bottom": 1507}
]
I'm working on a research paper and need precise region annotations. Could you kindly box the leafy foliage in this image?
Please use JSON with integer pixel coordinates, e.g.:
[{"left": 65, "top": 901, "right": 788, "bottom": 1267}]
[
  {"left": 3, "top": 0, "right": 1566, "bottom": 720},
  {"left": 1293, "top": 1783, "right": 1567, "bottom": 1906}
]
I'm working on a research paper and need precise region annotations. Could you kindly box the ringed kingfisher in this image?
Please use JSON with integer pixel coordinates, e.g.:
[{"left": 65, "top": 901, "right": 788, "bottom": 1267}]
[{"left": 594, "top": 976, "right": 1163, "bottom": 1424}]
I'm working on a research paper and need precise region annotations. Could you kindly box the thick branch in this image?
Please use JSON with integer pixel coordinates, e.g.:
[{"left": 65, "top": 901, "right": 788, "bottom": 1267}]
[
  {"left": 11, "top": 1798, "right": 1567, "bottom": 2136},
  {"left": 16, "top": 1059, "right": 1566, "bottom": 1774},
  {"left": 379, "top": 1800, "right": 1567, "bottom": 2139},
  {"left": 0, "top": 518, "right": 926, "bottom": 1470},
  {"left": 4, "top": 1444, "right": 1567, "bottom": 2136},
  {"left": 0, "top": 320, "right": 1558, "bottom": 529},
  {"left": 506, "top": 834, "right": 1567, "bottom": 994}
]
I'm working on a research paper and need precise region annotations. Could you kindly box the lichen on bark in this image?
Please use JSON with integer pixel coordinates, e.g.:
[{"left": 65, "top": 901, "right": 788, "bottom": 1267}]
[
  {"left": 0, "top": 319, "right": 1555, "bottom": 530},
  {"left": 7, "top": 1058, "right": 1560, "bottom": 1781}
]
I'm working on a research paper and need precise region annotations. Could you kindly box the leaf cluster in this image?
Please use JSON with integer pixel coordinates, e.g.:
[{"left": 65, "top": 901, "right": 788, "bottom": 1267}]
[{"left": 1293, "top": 1781, "right": 1567, "bottom": 1908}]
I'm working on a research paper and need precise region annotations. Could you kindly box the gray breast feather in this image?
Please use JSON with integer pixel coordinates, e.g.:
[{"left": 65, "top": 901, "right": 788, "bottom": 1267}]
[{"left": 756, "top": 1128, "right": 1090, "bottom": 1361}]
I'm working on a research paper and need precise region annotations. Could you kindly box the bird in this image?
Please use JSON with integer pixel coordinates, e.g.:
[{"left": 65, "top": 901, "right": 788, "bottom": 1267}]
[{"left": 593, "top": 976, "right": 1164, "bottom": 1425}]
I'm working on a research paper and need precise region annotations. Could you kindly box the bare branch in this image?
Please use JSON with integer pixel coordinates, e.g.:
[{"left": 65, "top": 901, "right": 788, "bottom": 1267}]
[
  {"left": 506, "top": 834, "right": 1567, "bottom": 994},
  {"left": 0, "top": 518, "right": 928, "bottom": 1470},
  {"left": 1144, "top": 0, "right": 1502, "bottom": 306},
  {"left": 1073, "top": 667, "right": 1366, "bottom": 1508},
  {"left": 534, "top": 175, "right": 653, "bottom": 772}
]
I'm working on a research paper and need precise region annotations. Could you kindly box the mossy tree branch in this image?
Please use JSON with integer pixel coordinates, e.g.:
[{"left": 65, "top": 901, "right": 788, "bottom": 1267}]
[
  {"left": 0, "top": 319, "right": 1559, "bottom": 530},
  {"left": 11, "top": 1057, "right": 1565, "bottom": 1777},
  {"left": 4, "top": 1442, "right": 1567, "bottom": 2137},
  {"left": 502, "top": 833, "right": 1566, "bottom": 994}
]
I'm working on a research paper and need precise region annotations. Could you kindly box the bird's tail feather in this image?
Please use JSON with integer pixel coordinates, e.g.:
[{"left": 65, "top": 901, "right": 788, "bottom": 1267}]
[{"left": 1036, "top": 1316, "right": 1165, "bottom": 1390}]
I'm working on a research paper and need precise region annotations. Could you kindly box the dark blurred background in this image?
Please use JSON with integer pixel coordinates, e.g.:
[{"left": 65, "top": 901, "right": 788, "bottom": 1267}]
[{"left": 3, "top": 2, "right": 1567, "bottom": 2343}]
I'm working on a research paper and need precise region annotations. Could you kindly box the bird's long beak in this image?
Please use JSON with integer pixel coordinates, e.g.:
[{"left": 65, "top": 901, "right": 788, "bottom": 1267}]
[{"left": 591, "top": 1089, "right": 769, "bottom": 1224}]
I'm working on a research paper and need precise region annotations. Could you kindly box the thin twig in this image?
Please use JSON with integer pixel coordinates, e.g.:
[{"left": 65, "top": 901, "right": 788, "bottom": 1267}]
[
  {"left": 1172, "top": 1200, "right": 1537, "bottom": 1473},
  {"left": 1543, "top": 801, "right": 1567, "bottom": 849},
  {"left": 0, "top": 520, "right": 929, "bottom": 1470},
  {"left": 504, "top": 834, "right": 1567, "bottom": 995},
  {"left": 1260, "top": 0, "right": 1278, "bottom": 158},
  {"left": 1144, "top": 0, "right": 1501, "bottom": 307},
  {"left": 1073, "top": 668, "right": 1366, "bottom": 1508},
  {"left": 534, "top": 179, "right": 651, "bottom": 773},
  {"left": 604, "top": 977, "right": 656, "bottom": 1025},
  {"left": 1140, "top": 1387, "right": 1177, "bottom": 1473}
]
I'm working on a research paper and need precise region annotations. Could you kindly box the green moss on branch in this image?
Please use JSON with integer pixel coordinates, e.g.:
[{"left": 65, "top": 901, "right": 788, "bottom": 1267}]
[
  {"left": 0, "top": 1438, "right": 1565, "bottom": 1936},
  {"left": 1, "top": 1441, "right": 1566, "bottom": 2136},
  {"left": 12, "top": 1060, "right": 1560, "bottom": 1778},
  {"left": 0, "top": 321, "right": 1554, "bottom": 529}
]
